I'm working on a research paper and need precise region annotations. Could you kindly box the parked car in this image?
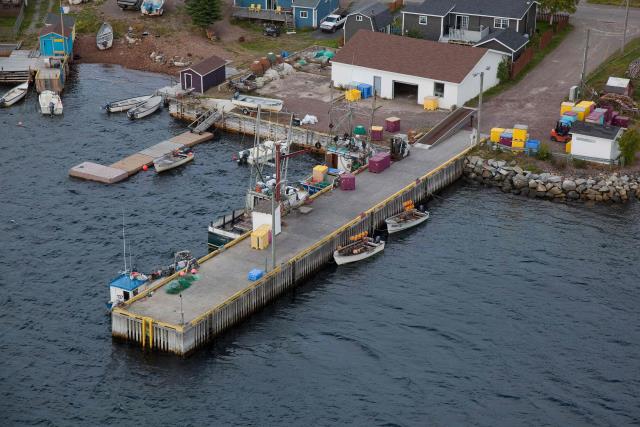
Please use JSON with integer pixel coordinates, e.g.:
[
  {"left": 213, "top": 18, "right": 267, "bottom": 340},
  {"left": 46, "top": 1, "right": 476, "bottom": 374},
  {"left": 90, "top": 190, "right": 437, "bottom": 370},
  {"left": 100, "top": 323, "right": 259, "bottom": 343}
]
[
  {"left": 263, "top": 23, "right": 281, "bottom": 37},
  {"left": 117, "top": 0, "right": 143, "bottom": 9},
  {"left": 320, "top": 13, "right": 347, "bottom": 32}
]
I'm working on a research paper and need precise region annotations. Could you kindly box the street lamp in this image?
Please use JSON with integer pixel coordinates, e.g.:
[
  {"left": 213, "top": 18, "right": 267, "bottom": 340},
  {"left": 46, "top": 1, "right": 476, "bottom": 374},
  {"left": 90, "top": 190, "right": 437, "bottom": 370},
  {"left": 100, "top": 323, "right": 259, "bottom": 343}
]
[{"left": 472, "top": 66, "right": 491, "bottom": 146}]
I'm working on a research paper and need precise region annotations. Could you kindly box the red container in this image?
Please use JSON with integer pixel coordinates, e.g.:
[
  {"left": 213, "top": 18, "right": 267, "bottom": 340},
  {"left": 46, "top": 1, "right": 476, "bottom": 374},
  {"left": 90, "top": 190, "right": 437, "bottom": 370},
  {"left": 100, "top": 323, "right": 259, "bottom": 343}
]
[
  {"left": 385, "top": 117, "right": 401, "bottom": 133},
  {"left": 368, "top": 152, "right": 391, "bottom": 173},
  {"left": 371, "top": 127, "right": 384, "bottom": 141},
  {"left": 499, "top": 136, "right": 513, "bottom": 147},
  {"left": 340, "top": 173, "right": 356, "bottom": 190},
  {"left": 613, "top": 116, "right": 630, "bottom": 128}
]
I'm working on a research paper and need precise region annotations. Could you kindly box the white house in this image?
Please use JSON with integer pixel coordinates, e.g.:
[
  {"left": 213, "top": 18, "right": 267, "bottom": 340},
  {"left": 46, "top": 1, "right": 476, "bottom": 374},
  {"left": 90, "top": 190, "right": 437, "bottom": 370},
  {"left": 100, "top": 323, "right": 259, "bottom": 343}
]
[
  {"left": 331, "top": 30, "right": 508, "bottom": 109},
  {"left": 570, "top": 121, "right": 624, "bottom": 164}
]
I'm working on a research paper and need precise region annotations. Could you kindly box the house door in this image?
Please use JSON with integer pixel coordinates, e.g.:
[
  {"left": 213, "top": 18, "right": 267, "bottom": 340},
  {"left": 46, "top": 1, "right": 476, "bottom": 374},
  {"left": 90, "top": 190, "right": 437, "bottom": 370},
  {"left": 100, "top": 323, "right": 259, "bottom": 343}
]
[
  {"left": 185, "top": 73, "right": 192, "bottom": 90},
  {"left": 373, "top": 76, "right": 381, "bottom": 96},
  {"left": 456, "top": 15, "right": 469, "bottom": 30},
  {"left": 43, "top": 39, "right": 53, "bottom": 55}
]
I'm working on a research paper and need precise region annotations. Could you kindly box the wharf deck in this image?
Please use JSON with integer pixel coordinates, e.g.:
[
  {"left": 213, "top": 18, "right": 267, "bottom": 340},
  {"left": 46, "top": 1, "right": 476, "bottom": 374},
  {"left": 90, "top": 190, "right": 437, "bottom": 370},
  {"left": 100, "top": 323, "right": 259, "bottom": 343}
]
[
  {"left": 68, "top": 131, "right": 214, "bottom": 184},
  {"left": 115, "top": 129, "right": 473, "bottom": 348}
]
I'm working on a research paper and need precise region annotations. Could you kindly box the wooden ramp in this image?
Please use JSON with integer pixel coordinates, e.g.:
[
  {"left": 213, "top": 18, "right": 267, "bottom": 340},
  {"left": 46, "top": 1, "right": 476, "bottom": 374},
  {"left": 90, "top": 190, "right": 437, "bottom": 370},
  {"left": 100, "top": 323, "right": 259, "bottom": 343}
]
[{"left": 69, "top": 131, "right": 214, "bottom": 184}]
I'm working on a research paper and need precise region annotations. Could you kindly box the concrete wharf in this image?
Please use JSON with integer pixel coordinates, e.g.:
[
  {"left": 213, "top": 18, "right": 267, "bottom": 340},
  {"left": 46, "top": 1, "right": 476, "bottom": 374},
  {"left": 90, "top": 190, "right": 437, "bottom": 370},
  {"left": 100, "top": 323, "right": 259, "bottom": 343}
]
[{"left": 112, "top": 109, "right": 476, "bottom": 355}]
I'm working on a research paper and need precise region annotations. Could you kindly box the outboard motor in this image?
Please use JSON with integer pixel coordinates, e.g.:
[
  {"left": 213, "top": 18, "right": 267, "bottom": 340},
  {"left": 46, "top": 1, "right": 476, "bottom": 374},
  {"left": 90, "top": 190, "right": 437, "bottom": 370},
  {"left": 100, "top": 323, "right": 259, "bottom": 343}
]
[{"left": 48, "top": 101, "right": 55, "bottom": 116}]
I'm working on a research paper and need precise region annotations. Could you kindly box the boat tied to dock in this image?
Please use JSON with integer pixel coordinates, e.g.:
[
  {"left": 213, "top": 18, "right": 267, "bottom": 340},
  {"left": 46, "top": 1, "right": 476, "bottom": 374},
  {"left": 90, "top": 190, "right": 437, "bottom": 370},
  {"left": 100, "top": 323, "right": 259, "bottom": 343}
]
[
  {"left": 39, "top": 90, "right": 63, "bottom": 115},
  {"left": 127, "top": 95, "right": 162, "bottom": 119},
  {"left": 333, "top": 233, "right": 385, "bottom": 265},
  {"left": 153, "top": 147, "right": 194, "bottom": 172},
  {"left": 385, "top": 200, "right": 430, "bottom": 234},
  {"left": 0, "top": 81, "right": 29, "bottom": 107},
  {"left": 105, "top": 95, "right": 152, "bottom": 113}
]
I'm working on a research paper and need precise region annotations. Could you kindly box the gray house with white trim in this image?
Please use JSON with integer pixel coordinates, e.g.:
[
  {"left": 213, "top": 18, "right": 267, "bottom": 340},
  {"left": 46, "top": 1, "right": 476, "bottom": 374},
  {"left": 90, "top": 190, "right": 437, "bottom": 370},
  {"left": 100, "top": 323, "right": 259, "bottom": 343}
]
[
  {"left": 401, "top": 0, "right": 538, "bottom": 45},
  {"left": 343, "top": 2, "right": 394, "bottom": 43}
]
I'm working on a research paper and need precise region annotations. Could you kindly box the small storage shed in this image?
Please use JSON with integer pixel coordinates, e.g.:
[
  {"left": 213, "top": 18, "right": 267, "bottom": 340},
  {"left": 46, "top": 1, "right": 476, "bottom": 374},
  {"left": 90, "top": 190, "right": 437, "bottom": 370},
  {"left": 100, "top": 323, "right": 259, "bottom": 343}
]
[
  {"left": 604, "top": 77, "right": 633, "bottom": 97},
  {"left": 570, "top": 121, "right": 624, "bottom": 164},
  {"left": 39, "top": 16, "right": 76, "bottom": 57},
  {"left": 180, "top": 55, "right": 226, "bottom": 94}
]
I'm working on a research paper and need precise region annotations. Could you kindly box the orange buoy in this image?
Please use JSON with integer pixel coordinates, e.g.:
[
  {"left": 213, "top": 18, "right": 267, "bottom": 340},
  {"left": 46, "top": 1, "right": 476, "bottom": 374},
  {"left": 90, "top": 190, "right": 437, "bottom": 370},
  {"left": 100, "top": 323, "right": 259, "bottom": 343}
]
[
  {"left": 142, "top": 164, "right": 149, "bottom": 171},
  {"left": 191, "top": 268, "right": 198, "bottom": 274}
]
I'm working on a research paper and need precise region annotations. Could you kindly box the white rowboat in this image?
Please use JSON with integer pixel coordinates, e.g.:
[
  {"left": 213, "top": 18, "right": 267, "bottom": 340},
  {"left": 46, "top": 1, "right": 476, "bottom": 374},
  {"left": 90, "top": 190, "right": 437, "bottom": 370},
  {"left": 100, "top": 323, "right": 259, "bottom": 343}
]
[
  {"left": 333, "top": 237, "right": 385, "bottom": 265},
  {"left": 39, "top": 90, "right": 63, "bottom": 115},
  {"left": 154, "top": 148, "right": 194, "bottom": 172},
  {"left": 127, "top": 95, "right": 162, "bottom": 119},
  {"left": 232, "top": 94, "right": 283, "bottom": 113},
  {"left": 97, "top": 22, "right": 114, "bottom": 50},
  {"left": 105, "top": 95, "right": 152, "bottom": 113},
  {"left": 385, "top": 209, "right": 430, "bottom": 234},
  {"left": 0, "top": 81, "right": 29, "bottom": 107}
]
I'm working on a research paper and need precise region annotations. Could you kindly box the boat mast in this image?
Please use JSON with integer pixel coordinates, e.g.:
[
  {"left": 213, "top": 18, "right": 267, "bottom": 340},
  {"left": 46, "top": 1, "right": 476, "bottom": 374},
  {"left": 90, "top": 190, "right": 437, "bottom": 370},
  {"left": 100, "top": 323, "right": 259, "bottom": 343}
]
[{"left": 122, "top": 210, "right": 127, "bottom": 273}]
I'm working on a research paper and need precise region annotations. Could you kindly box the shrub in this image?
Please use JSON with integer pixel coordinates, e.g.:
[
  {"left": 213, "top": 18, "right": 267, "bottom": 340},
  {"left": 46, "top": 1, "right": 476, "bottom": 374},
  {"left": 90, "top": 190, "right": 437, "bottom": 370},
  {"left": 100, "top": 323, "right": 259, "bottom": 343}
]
[
  {"left": 536, "top": 143, "right": 552, "bottom": 161},
  {"left": 497, "top": 58, "right": 511, "bottom": 84},
  {"left": 405, "top": 29, "right": 423, "bottom": 39},
  {"left": 617, "top": 128, "right": 640, "bottom": 166}
]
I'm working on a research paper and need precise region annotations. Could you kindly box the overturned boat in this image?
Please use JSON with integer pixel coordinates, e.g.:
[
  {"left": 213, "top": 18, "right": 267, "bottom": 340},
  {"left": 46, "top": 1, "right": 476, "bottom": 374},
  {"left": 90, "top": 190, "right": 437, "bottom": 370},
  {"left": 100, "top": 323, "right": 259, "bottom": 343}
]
[
  {"left": 105, "top": 95, "right": 152, "bottom": 113},
  {"left": 333, "top": 234, "right": 385, "bottom": 265},
  {"left": 232, "top": 94, "right": 283, "bottom": 113},
  {"left": 97, "top": 22, "right": 114, "bottom": 50},
  {"left": 153, "top": 147, "right": 194, "bottom": 172},
  {"left": 127, "top": 95, "right": 162, "bottom": 119},
  {"left": 141, "top": 0, "right": 164, "bottom": 15},
  {"left": 0, "top": 81, "right": 29, "bottom": 107},
  {"left": 39, "top": 90, "right": 63, "bottom": 115}
]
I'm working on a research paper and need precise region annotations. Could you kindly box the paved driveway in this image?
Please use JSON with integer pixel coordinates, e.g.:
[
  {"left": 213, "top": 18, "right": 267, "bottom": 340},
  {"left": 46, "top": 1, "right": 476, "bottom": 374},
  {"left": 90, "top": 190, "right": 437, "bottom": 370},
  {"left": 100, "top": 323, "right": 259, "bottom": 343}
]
[{"left": 481, "top": 1, "right": 640, "bottom": 143}]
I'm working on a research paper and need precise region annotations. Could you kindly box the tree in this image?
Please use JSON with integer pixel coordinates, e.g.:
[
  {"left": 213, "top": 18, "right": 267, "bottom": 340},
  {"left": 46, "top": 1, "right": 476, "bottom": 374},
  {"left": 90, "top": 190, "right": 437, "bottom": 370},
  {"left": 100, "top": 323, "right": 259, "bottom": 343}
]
[
  {"left": 540, "top": 0, "right": 577, "bottom": 24},
  {"left": 497, "top": 58, "right": 511, "bottom": 84},
  {"left": 617, "top": 128, "right": 640, "bottom": 166},
  {"left": 186, "top": 0, "right": 222, "bottom": 28}
]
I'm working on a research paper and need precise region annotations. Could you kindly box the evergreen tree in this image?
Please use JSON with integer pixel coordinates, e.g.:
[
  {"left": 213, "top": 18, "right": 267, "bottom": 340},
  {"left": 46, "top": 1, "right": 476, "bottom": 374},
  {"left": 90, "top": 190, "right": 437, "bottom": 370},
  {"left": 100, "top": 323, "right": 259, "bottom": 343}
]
[{"left": 186, "top": 0, "right": 222, "bottom": 28}]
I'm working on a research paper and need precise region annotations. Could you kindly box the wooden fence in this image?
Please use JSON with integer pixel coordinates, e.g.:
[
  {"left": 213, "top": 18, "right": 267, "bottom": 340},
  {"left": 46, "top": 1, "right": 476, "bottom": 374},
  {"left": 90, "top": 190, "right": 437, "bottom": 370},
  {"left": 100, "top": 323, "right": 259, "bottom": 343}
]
[
  {"left": 510, "top": 47, "right": 534, "bottom": 79},
  {"left": 538, "top": 29, "right": 553, "bottom": 50}
]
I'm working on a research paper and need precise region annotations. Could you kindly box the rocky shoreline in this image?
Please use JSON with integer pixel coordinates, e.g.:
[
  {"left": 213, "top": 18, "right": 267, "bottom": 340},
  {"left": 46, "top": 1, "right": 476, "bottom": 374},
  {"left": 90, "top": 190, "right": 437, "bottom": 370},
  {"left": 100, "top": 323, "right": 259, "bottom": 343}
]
[{"left": 463, "top": 156, "right": 640, "bottom": 203}]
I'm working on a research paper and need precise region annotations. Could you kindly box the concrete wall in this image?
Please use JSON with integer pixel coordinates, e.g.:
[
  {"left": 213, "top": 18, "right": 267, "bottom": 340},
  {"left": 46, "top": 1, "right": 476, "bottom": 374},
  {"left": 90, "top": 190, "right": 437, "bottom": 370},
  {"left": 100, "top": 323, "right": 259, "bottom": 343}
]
[{"left": 402, "top": 13, "right": 442, "bottom": 40}]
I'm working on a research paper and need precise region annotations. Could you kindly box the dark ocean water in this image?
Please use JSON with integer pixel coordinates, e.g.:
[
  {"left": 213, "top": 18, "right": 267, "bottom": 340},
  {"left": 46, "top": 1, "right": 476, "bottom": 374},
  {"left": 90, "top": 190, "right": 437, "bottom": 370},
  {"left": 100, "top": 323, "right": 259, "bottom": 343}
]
[{"left": 1, "top": 64, "right": 639, "bottom": 426}]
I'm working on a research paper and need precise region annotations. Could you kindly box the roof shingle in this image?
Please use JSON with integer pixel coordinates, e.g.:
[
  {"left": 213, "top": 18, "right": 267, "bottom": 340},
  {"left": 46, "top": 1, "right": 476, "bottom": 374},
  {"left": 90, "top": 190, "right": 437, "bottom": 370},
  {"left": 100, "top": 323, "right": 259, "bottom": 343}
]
[
  {"left": 188, "top": 55, "right": 226, "bottom": 76},
  {"left": 332, "top": 31, "right": 489, "bottom": 83}
]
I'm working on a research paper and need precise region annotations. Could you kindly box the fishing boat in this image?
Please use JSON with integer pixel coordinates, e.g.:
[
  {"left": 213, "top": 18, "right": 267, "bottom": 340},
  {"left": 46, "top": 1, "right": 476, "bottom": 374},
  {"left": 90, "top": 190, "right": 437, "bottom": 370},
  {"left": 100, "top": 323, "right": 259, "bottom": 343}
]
[
  {"left": 237, "top": 140, "right": 289, "bottom": 165},
  {"left": 231, "top": 94, "right": 283, "bottom": 113},
  {"left": 153, "top": 147, "right": 194, "bottom": 172},
  {"left": 385, "top": 209, "right": 430, "bottom": 234},
  {"left": 127, "top": 95, "right": 162, "bottom": 119},
  {"left": 104, "top": 95, "right": 152, "bottom": 113},
  {"left": 141, "top": 0, "right": 164, "bottom": 15},
  {"left": 38, "top": 90, "right": 63, "bottom": 115},
  {"left": 333, "top": 234, "right": 385, "bottom": 265},
  {"left": 207, "top": 209, "right": 253, "bottom": 251},
  {"left": 0, "top": 81, "right": 29, "bottom": 107},
  {"left": 96, "top": 22, "right": 114, "bottom": 50}
]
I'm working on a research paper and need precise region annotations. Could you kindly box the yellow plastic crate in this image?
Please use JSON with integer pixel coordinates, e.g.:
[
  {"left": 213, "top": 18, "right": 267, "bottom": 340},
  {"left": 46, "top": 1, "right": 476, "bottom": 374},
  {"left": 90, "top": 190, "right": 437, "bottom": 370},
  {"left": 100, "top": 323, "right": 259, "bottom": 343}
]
[
  {"left": 513, "top": 128, "right": 528, "bottom": 141},
  {"left": 576, "top": 100, "right": 595, "bottom": 114},
  {"left": 565, "top": 141, "right": 572, "bottom": 153},
  {"left": 345, "top": 89, "right": 361, "bottom": 102},
  {"left": 423, "top": 96, "right": 439, "bottom": 111},
  {"left": 251, "top": 224, "right": 271, "bottom": 250},
  {"left": 491, "top": 127, "right": 505, "bottom": 143},
  {"left": 560, "top": 102, "right": 575, "bottom": 116},
  {"left": 512, "top": 140, "right": 525, "bottom": 149},
  {"left": 312, "top": 165, "right": 328, "bottom": 183},
  {"left": 572, "top": 106, "right": 586, "bottom": 121}
]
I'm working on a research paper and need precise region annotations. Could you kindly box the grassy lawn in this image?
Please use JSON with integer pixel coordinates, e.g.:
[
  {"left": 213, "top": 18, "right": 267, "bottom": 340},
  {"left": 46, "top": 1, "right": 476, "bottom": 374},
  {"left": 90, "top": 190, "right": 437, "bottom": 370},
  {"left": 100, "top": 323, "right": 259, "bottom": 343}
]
[
  {"left": 586, "top": 36, "right": 640, "bottom": 102},
  {"left": 466, "top": 23, "right": 574, "bottom": 107},
  {"left": 0, "top": 16, "right": 16, "bottom": 27},
  {"left": 587, "top": 0, "right": 640, "bottom": 6}
]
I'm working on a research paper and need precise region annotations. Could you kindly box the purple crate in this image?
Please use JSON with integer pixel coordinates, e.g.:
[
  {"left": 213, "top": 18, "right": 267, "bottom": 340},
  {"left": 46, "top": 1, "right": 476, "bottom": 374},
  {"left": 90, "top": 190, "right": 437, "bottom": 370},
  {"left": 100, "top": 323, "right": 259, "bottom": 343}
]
[
  {"left": 385, "top": 117, "right": 401, "bottom": 133},
  {"left": 340, "top": 173, "right": 356, "bottom": 190},
  {"left": 613, "top": 116, "right": 630, "bottom": 127},
  {"left": 369, "top": 153, "right": 390, "bottom": 173}
]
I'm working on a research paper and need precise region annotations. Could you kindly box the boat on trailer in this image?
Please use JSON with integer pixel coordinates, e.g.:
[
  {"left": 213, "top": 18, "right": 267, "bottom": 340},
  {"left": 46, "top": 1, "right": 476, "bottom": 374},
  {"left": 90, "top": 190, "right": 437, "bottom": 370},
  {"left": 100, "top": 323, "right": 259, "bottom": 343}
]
[
  {"left": 333, "top": 234, "right": 385, "bottom": 265},
  {"left": 153, "top": 147, "right": 194, "bottom": 173},
  {"left": 231, "top": 94, "right": 283, "bottom": 113},
  {"left": 127, "top": 95, "right": 162, "bottom": 119},
  {"left": 0, "top": 81, "right": 29, "bottom": 107},
  {"left": 96, "top": 22, "right": 114, "bottom": 50},
  {"left": 385, "top": 209, "right": 430, "bottom": 234},
  {"left": 105, "top": 95, "right": 151, "bottom": 113}
]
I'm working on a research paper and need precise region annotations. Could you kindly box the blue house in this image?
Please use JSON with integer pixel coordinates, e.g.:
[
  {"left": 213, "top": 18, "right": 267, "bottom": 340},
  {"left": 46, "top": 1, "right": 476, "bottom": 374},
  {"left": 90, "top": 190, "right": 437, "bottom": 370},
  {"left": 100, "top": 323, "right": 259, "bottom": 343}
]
[
  {"left": 39, "top": 14, "right": 76, "bottom": 57},
  {"left": 232, "top": 0, "right": 339, "bottom": 29}
]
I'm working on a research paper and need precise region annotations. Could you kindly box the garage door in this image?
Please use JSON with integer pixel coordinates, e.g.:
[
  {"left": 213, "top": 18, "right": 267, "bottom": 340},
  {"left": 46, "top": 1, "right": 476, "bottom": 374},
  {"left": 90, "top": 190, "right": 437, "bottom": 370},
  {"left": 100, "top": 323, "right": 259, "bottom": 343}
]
[{"left": 393, "top": 81, "right": 419, "bottom": 102}]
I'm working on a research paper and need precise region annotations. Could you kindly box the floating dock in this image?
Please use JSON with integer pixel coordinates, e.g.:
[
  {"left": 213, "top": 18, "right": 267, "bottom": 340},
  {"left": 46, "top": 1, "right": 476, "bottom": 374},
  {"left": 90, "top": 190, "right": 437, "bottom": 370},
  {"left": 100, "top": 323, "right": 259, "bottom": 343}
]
[
  {"left": 111, "top": 109, "right": 476, "bottom": 355},
  {"left": 69, "top": 131, "right": 214, "bottom": 184}
]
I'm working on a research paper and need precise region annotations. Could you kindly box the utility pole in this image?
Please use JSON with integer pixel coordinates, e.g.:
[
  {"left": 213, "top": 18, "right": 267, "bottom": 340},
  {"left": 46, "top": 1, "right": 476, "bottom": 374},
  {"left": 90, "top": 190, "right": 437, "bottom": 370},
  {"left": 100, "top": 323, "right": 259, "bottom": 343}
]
[
  {"left": 476, "top": 71, "right": 484, "bottom": 146},
  {"left": 180, "top": 293, "right": 184, "bottom": 325},
  {"left": 622, "top": 0, "right": 630, "bottom": 53},
  {"left": 271, "top": 142, "right": 279, "bottom": 270},
  {"left": 580, "top": 28, "right": 591, "bottom": 98}
]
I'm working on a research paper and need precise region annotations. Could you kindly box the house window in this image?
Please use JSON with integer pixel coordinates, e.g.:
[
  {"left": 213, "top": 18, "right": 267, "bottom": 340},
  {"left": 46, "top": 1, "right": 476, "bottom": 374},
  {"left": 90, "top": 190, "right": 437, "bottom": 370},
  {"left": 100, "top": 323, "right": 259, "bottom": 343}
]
[
  {"left": 494, "top": 18, "right": 509, "bottom": 29},
  {"left": 418, "top": 15, "right": 427, "bottom": 25},
  {"left": 434, "top": 82, "right": 445, "bottom": 97},
  {"left": 356, "top": 15, "right": 363, "bottom": 22},
  {"left": 299, "top": 10, "right": 308, "bottom": 18},
  {"left": 456, "top": 15, "right": 469, "bottom": 29}
]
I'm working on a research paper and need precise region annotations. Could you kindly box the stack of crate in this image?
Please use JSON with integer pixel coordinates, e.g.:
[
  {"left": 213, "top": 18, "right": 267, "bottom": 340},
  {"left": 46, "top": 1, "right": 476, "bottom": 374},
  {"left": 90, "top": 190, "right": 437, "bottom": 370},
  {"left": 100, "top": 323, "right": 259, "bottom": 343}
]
[{"left": 512, "top": 124, "right": 528, "bottom": 150}]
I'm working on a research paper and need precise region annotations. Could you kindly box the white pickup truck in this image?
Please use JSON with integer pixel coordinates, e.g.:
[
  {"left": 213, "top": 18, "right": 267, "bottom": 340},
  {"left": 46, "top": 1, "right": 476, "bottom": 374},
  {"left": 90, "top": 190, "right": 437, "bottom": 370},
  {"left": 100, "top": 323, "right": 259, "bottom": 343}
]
[{"left": 320, "top": 14, "right": 347, "bottom": 32}]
